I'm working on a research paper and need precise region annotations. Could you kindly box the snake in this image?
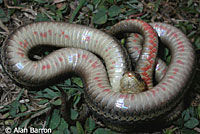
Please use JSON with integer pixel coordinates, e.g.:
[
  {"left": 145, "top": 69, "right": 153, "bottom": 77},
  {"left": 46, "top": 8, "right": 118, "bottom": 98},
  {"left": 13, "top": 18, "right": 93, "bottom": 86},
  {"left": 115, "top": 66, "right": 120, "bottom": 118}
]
[{"left": 0, "top": 19, "right": 195, "bottom": 132}]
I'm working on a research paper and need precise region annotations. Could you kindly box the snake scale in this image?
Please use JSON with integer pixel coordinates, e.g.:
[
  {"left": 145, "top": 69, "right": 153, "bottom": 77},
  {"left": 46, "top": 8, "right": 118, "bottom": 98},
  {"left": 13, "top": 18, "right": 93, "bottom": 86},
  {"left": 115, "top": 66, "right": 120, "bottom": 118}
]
[{"left": 0, "top": 19, "right": 195, "bottom": 132}]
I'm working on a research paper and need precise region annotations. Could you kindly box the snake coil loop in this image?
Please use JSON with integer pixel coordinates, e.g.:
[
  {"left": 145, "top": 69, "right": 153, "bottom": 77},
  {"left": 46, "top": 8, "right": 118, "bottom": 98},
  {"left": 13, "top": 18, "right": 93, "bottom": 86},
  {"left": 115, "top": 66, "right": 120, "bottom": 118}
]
[{"left": 1, "top": 19, "right": 195, "bottom": 132}]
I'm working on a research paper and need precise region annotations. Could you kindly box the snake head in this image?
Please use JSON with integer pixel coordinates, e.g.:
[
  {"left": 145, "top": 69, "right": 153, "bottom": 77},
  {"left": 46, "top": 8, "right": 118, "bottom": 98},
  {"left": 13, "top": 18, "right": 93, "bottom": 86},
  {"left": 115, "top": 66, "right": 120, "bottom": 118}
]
[{"left": 120, "top": 71, "right": 147, "bottom": 94}]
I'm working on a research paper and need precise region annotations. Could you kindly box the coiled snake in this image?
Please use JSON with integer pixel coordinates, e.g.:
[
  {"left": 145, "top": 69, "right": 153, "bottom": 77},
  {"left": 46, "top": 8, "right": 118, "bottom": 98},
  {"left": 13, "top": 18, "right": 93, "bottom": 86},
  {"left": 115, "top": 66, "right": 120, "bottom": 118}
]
[{"left": 0, "top": 19, "right": 195, "bottom": 132}]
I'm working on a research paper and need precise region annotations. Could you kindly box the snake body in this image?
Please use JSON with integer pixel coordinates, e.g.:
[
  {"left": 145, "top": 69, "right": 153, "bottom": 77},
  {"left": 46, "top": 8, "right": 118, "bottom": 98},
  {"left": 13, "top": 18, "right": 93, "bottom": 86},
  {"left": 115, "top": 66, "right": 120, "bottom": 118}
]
[{"left": 1, "top": 20, "right": 195, "bottom": 132}]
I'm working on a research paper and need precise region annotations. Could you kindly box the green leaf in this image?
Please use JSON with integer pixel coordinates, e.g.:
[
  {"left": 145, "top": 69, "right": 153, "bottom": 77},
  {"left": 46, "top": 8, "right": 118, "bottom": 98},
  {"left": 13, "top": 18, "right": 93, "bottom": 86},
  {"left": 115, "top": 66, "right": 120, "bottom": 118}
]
[
  {"left": 98, "top": 6, "right": 108, "bottom": 13},
  {"left": 35, "top": 90, "right": 43, "bottom": 96},
  {"left": 127, "top": 0, "right": 139, "bottom": 3},
  {"left": 164, "top": 127, "right": 178, "bottom": 134},
  {"left": 93, "top": 11, "right": 107, "bottom": 24},
  {"left": 38, "top": 99, "right": 49, "bottom": 105},
  {"left": 13, "top": 112, "right": 33, "bottom": 118},
  {"left": 194, "top": 37, "right": 200, "bottom": 50},
  {"left": 0, "top": 9, "right": 7, "bottom": 21},
  {"left": 0, "top": 107, "right": 9, "bottom": 112},
  {"left": 46, "top": 4, "right": 57, "bottom": 12},
  {"left": 19, "top": 118, "right": 31, "bottom": 128},
  {"left": 174, "top": 118, "right": 184, "bottom": 126},
  {"left": 184, "top": 117, "right": 199, "bottom": 129},
  {"left": 49, "top": 109, "right": 61, "bottom": 129},
  {"left": 46, "top": 113, "right": 51, "bottom": 127},
  {"left": 44, "top": 88, "right": 59, "bottom": 98},
  {"left": 181, "top": 128, "right": 198, "bottom": 134},
  {"left": 11, "top": 122, "right": 18, "bottom": 130},
  {"left": 85, "top": 117, "right": 96, "bottom": 133},
  {"left": 12, "top": 0, "right": 18, "bottom": 5},
  {"left": 34, "top": 0, "right": 47, "bottom": 4},
  {"left": 64, "top": 79, "right": 71, "bottom": 85},
  {"left": 182, "top": 109, "right": 190, "bottom": 121},
  {"left": 52, "top": 130, "right": 61, "bottom": 134},
  {"left": 93, "top": 128, "right": 109, "bottom": 134},
  {"left": 51, "top": 98, "right": 62, "bottom": 106},
  {"left": 166, "top": 56, "right": 171, "bottom": 65},
  {"left": 187, "top": 0, "right": 193, "bottom": 7},
  {"left": 198, "top": 104, "right": 200, "bottom": 119},
  {"left": 186, "top": 24, "right": 193, "bottom": 31},
  {"left": 108, "top": 5, "right": 121, "bottom": 17},
  {"left": 106, "top": 0, "right": 114, "bottom": 4},
  {"left": 87, "top": 4, "right": 94, "bottom": 11},
  {"left": 76, "top": 121, "right": 84, "bottom": 134},
  {"left": 72, "top": 77, "right": 83, "bottom": 87},
  {"left": 124, "top": 9, "right": 138, "bottom": 17},
  {"left": 70, "top": 126, "right": 77, "bottom": 134},
  {"left": 164, "top": 48, "right": 169, "bottom": 57},
  {"left": 50, "top": 86, "right": 59, "bottom": 91},
  {"left": 154, "top": 0, "right": 161, "bottom": 12},
  {"left": 20, "top": 104, "right": 27, "bottom": 112},
  {"left": 9, "top": 100, "right": 20, "bottom": 117},
  {"left": 70, "top": 109, "right": 79, "bottom": 120},
  {"left": 57, "top": 3, "right": 67, "bottom": 11},
  {"left": 180, "top": 25, "right": 187, "bottom": 34},
  {"left": 56, "top": 10, "right": 63, "bottom": 21},
  {"left": 188, "top": 31, "right": 197, "bottom": 38},
  {"left": 73, "top": 94, "right": 81, "bottom": 107},
  {"left": 68, "top": 88, "right": 78, "bottom": 95},
  {"left": 188, "top": 107, "right": 195, "bottom": 117},
  {"left": 121, "top": 39, "right": 125, "bottom": 45},
  {"left": 16, "top": 89, "right": 24, "bottom": 100},
  {"left": 93, "top": 0, "right": 101, "bottom": 7},
  {"left": 0, "top": 112, "right": 9, "bottom": 119},
  {"left": 57, "top": 118, "right": 70, "bottom": 134},
  {"left": 35, "top": 13, "right": 50, "bottom": 22}
]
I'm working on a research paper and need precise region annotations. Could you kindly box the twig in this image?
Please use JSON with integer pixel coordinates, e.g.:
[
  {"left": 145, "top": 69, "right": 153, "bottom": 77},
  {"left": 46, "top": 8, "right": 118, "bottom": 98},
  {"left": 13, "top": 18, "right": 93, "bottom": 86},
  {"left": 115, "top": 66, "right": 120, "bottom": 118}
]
[
  {"left": 128, "top": 13, "right": 145, "bottom": 19},
  {"left": 0, "top": 20, "right": 9, "bottom": 33},
  {"left": 3, "top": 0, "right": 25, "bottom": 10},
  {"left": 40, "top": 8, "right": 55, "bottom": 21},
  {"left": 69, "top": 0, "right": 86, "bottom": 23}
]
